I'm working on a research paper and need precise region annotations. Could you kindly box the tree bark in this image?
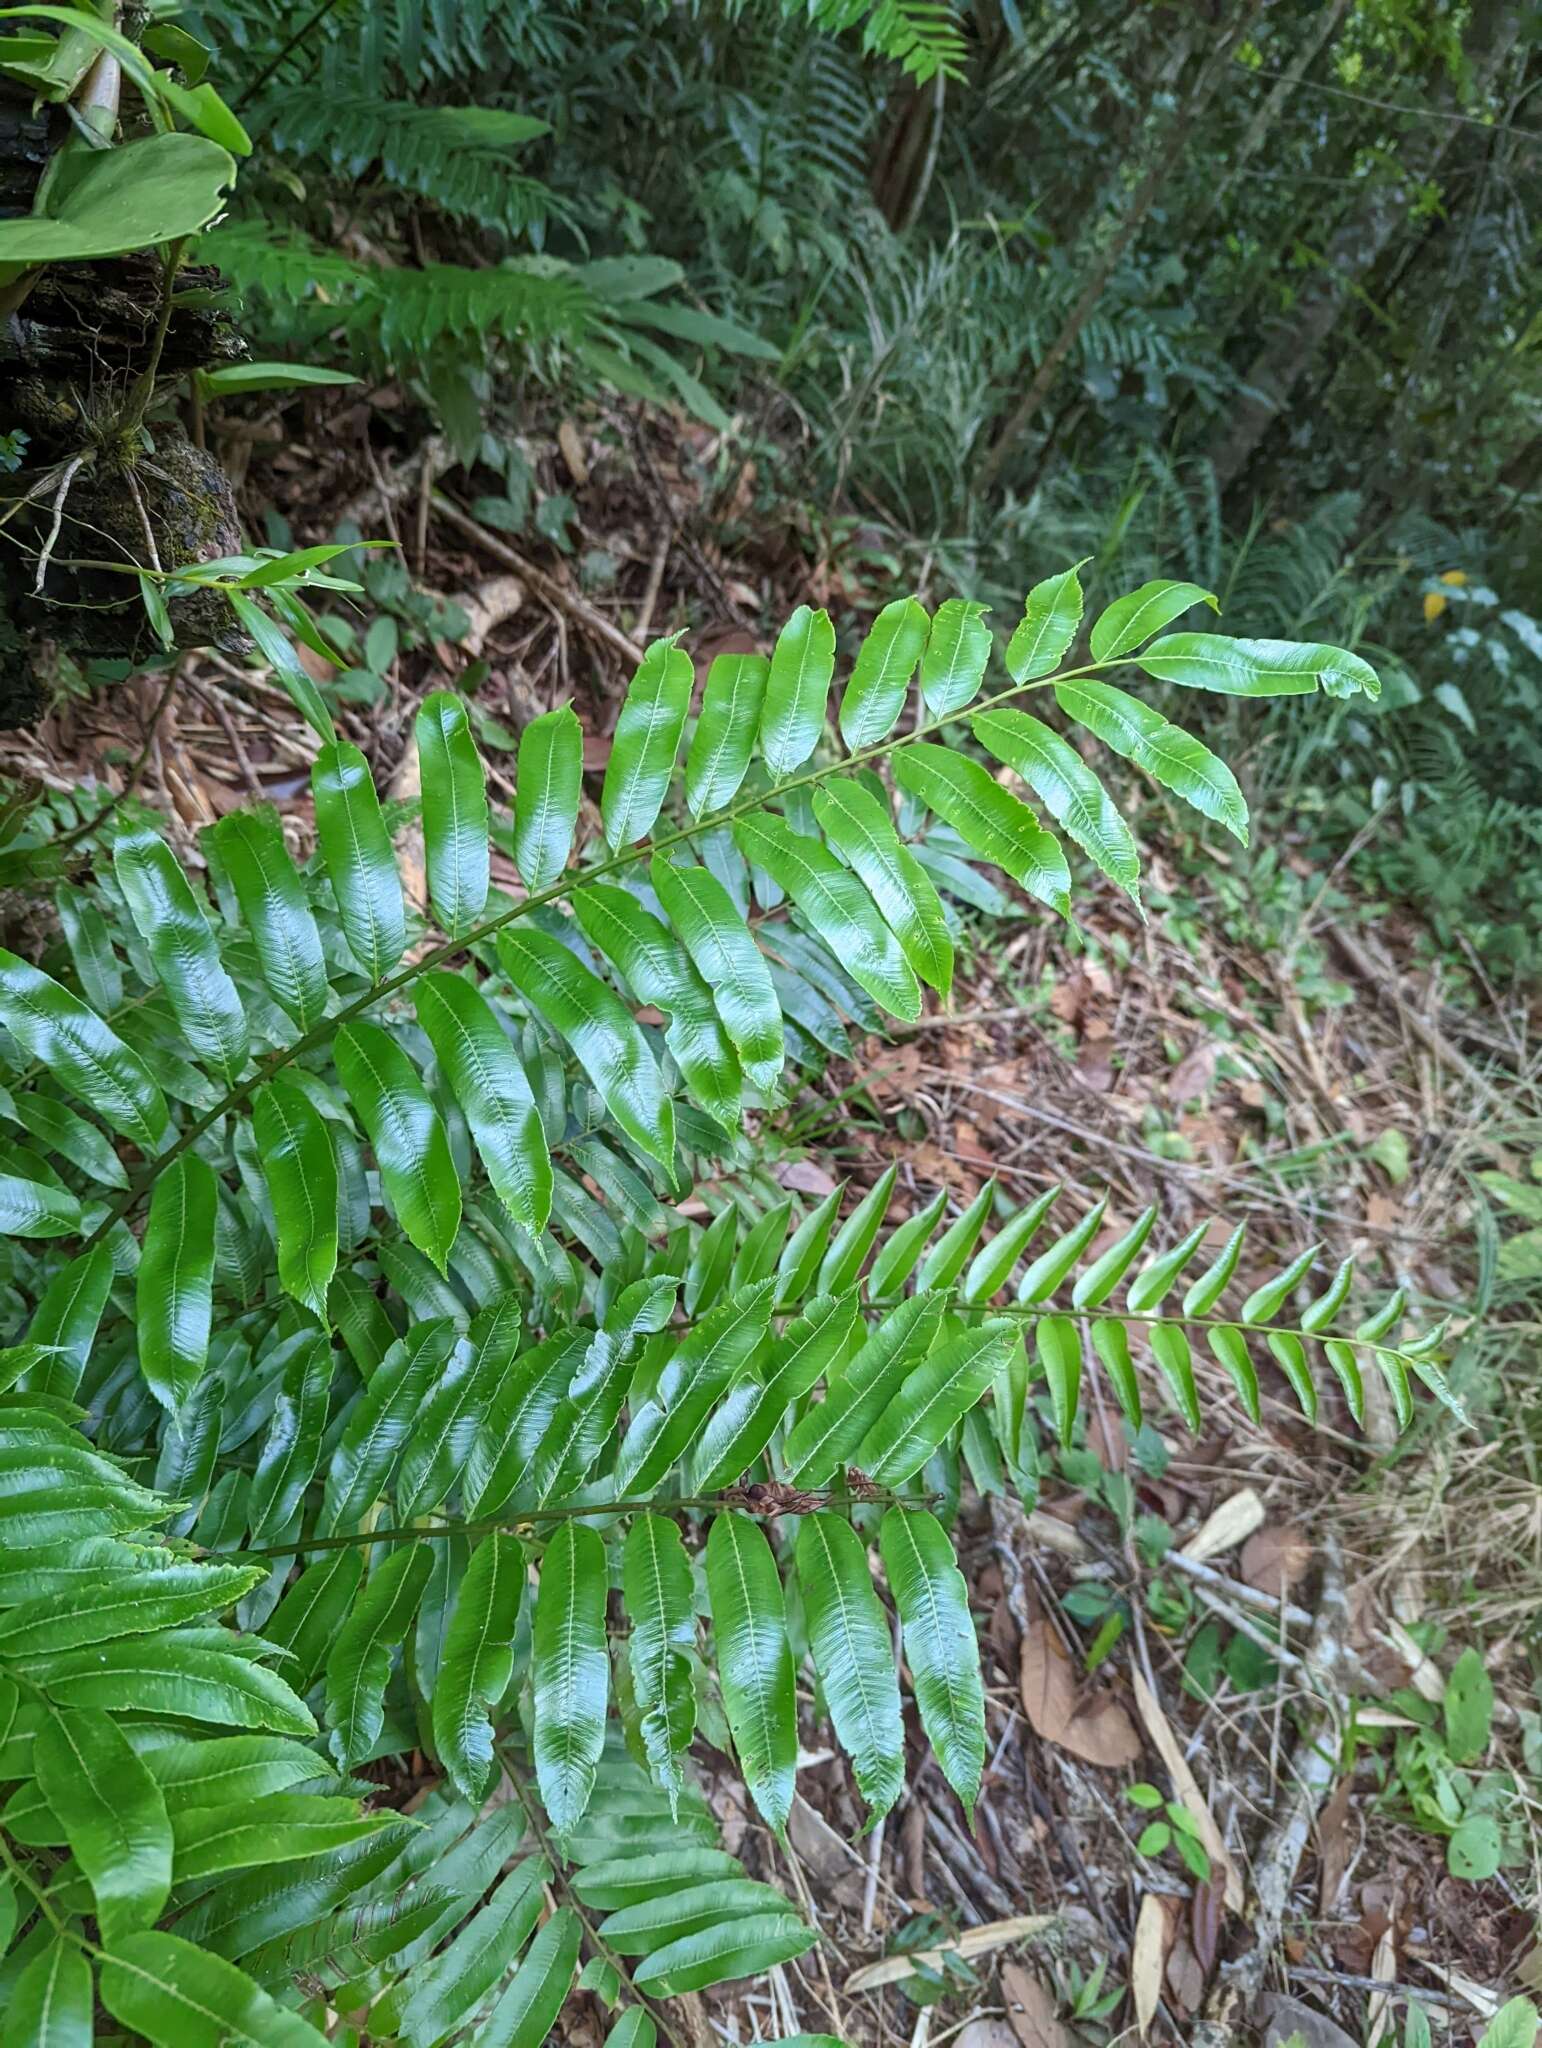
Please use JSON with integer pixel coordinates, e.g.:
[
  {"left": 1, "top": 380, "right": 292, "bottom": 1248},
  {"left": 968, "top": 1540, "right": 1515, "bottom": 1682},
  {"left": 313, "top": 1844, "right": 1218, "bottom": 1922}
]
[
  {"left": 978, "top": 4, "right": 1258, "bottom": 494},
  {"left": 1205, "top": 0, "right": 1524, "bottom": 492}
]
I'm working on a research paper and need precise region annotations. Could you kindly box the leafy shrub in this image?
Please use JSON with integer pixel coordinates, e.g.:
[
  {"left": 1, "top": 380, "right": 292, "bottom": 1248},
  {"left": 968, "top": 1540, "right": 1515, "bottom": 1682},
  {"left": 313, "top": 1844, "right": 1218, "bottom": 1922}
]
[{"left": 0, "top": 563, "right": 1452, "bottom": 2039}]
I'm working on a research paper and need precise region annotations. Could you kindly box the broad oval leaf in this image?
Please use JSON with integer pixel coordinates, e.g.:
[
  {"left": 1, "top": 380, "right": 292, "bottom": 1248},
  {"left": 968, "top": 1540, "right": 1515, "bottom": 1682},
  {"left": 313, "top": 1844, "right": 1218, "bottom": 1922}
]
[
  {"left": 706, "top": 1511, "right": 798, "bottom": 1839},
  {"left": 417, "top": 690, "right": 490, "bottom": 936},
  {"left": 880, "top": 1506, "right": 985, "bottom": 1821},
  {"left": 415, "top": 969, "right": 552, "bottom": 1234},
  {"left": 1004, "top": 563, "right": 1084, "bottom": 681},
  {"left": 634, "top": 1912, "right": 814, "bottom": 1997},
  {"left": 498, "top": 927, "right": 675, "bottom": 1169},
  {"left": 533, "top": 1520, "right": 609, "bottom": 1835},
  {"left": 602, "top": 635, "right": 694, "bottom": 849},
  {"left": 795, "top": 1512, "right": 902, "bottom": 1823},
  {"left": 10, "top": 1090, "right": 128, "bottom": 1189},
  {"left": 335, "top": 1019, "right": 461, "bottom": 1271},
  {"left": 476, "top": 1904, "right": 581, "bottom": 2048},
  {"left": 1089, "top": 579, "right": 1218, "bottom": 662},
  {"left": 11, "top": 1937, "right": 92, "bottom": 2046},
  {"left": 513, "top": 702, "right": 582, "bottom": 890},
  {"left": 920, "top": 598, "right": 992, "bottom": 715},
  {"left": 312, "top": 741, "right": 407, "bottom": 982},
  {"left": 136, "top": 1152, "right": 217, "bottom": 1412},
  {"left": 759, "top": 604, "right": 834, "bottom": 777},
  {"left": 114, "top": 823, "right": 249, "bottom": 1085},
  {"left": 839, "top": 594, "right": 929, "bottom": 750},
  {"left": 856, "top": 1319, "right": 1012, "bottom": 1484},
  {"left": 686, "top": 651, "right": 769, "bottom": 816}
]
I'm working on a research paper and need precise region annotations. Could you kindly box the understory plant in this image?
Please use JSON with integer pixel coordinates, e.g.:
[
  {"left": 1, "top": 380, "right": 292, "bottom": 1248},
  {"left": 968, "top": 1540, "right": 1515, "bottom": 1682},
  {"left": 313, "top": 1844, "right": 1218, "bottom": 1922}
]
[{"left": 0, "top": 565, "right": 1449, "bottom": 2044}]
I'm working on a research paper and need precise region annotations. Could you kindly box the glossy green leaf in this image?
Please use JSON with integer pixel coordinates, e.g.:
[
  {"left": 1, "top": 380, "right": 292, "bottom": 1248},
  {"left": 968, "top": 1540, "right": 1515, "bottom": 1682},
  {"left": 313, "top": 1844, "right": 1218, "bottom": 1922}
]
[
  {"left": 759, "top": 603, "right": 834, "bottom": 777},
  {"left": 54, "top": 883, "right": 121, "bottom": 1015},
  {"left": 0, "top": 1170, "right": 79, "bottom": 1237},
  {"left": 775, "top": 1182, "right": 845, "bottom": 1302},
  {"left": 599, "top": 1878, "right": 792, "bottom": 1955},
  {"left": 784, "top": 1290, "right": 945, "bottom": 1484},
  {"left": 880, "top": 1506, "right": 985, "bottom": 1821},
  {"left": 604, "top": 2013, "right": 657, "bottom": 2048},
  {"left": 24, "top": 1244, "right": 112, "bottom": 1396},
  {"left": 893, "top": 744, "right": 1070, "bottom": 917},
  {"left": 498, "top": 927, "right": 675, "bottom": 1169},
  {"left": 813, "top": 777, "right": 953, "bottom": 993},
  {"left": 248, "top": 1332, "right": 334, "bottom": 1542},
  {"left": 513, "top": 702, "right": 582, "bottom": 890},
  {"left": 253, "top": 1079, "right": 338, "bottom": 1323},
  {"left": 920, "top": 598, "right": 992, "bottom": 715},
  {"left": 839, "top": 594, "right": 929, "bottom": 750},
  {"left": 1091, "top": 1316, "right": 1142, "bottom": 1427},
  {"left": 335, "top": 1020, "right": 461, "bottom": 1271},
  {"left": 5, "top": 976, "right": 159, "bottom": 1180},
  {"left": 533, "top": 1519, "right": 609, "bottom": 1835},
  {"left": 624, "top": 1513, "right": 697, "bottom": 1814},
  {"left": 961, "top": 1187, "right": 1059, "bottom": 1302},
  {"left": 312, "top": 742, "right": 407, "bottom": 982},
  {"left": 573, "top": 882, "right": 741, "bottom": 1133},
  {"left": 1126, "top": 1221, "right": 1211, "bottom": 1313},
  {"left": 819, "top": 1164, "right": 897, "bottom": 1295},
  {"left": 1301, "top": 1254, "right": 1355, "bottom": 1334},
  {"left": 1017, "top": 1193, "right": 1107, "bottom": 1304},
  {"left": 867, "top": 1188, "right": 947, "bottom": 1298},
  {"left": 1004, "top": 563, "right": 1084, "bottom": 681},
  {"left": 1183, "top": 1222, "right": 1246, "bottom": 1315},
  {"left": 735, "top": 812, "right": 921, "bottom": 1020},
  {"left": 1207, "top": 1324, "right": 1260, "bottom": 1423},
  {"left": 417, "top": 690, "right": 490, "bottom": 936},
  {"left": 169, "top": 1794, "right": 393, "bottom": 1880},
  {"left": 114, "top": 824, "right": 249, "bottom": 1085},
  {"left": 973, "top": 708, "right": 1141, "bottom": 905},
  {"left": 1137, "top": 634, "right": 1379, "bottom": 700},
  {"left": 1055, "top": 678, "right": 1249, "bottom": 846},
  {"left": 415, "top": 969, "right": 552, "bottom": 1233},
  {"left": 0, "top": 1559, "right": 257, "bottom": 1658},
  {"left": 136, "top": 1153, "right": 216, "bottom": 1412},
  {"left": 1089, "top": 580, "right": 1218, "bottom": 662},
  {"left": 1035, "top": 1313, "right": 1081, "bottom": 1443},
  {"left": 651, "top": 855, "right": 783, "bottom": 1097},
  {"left": 1071, "top": 1203, "right": 1157, "bottom": 1308},
  {"left": 634, "top": 1913, "right": 814, "bottom": 1996},
  {"left": 433, "top": 1530, "right": 523, "bottom": 1801},
  {"left": 858, "top": 1319, "right": 1012, "bottom": 1484},
  {"left": 1267, "top": 1329, "right": 1317, "bottom": 1421},
  {"left": 1149, "top": 1322, "right": 1201, "bottom": 1431},
  {"left": 10, "top": 1938, "right": 92, "bottom": 2047},
  {"left": 225, "top": 589, "right": 338, "bottom": 747},
  {"left": 686, "top": 651, "right": 769, "bottom": 817},
  {"left": 1323, "top": 1338, "right": 1365, "bottom": 1427},
  {"left": 398, "top": 1856, "right": 549, "bottom": 2048},
  {"left": 603, "top": 635, "right": 694, "bottom": 848},
  {"left": 325, "top": 1540, "right": 434, "bottom": 1768},
  {"left": 917, "top": 1178, "right": 996, "bottom": 1293},
  {"left": 320, "top": 1319, "right": 457, "bottom": 1534},
  {"left": 9, "top": 1092, "right": 127, "bottom": 1188},
  {"left": 1241, "top": 1243, "right": 1320, "bottom": 1324},
  {"left": 706, "top": 1512, "right": 797, "bottom": 1839},
  {"left": 692, "top": 1291, "right": 859, "bottom": 1492},
  {"left": 475, "top": 1904, "right": 581, "bottom": 2048},
  {"left": 617, "top": 1279, "right": 774, "bottom": 1494},
  {"left": 795, "top": 1511, "right": 902, "bottom": 1821},
  {"left": 209, "top": 804, "right": 329, "bottom": 1033},
  {"left": 37, "top": 1704, "right": 170, "bottom": 1943},
  {"left": 99, "top": 1931, "right": 330, "bottom": 2048}
]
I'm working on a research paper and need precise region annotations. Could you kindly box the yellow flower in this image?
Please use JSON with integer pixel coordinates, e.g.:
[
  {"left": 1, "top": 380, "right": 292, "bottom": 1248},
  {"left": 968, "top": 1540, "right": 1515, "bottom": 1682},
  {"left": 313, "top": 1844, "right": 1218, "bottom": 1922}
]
[
  {"left": 1423, "top": 590, "right": 1447, "bottom": 623},
  {"left": 1439, "top": 569, "right": 1468, "bottom": 587}
]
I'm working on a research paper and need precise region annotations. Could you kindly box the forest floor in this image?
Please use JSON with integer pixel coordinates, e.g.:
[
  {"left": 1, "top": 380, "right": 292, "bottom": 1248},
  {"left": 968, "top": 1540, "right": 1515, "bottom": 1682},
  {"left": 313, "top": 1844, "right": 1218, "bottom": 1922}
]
[{"left": 5, "top": 402, "right": 1539, "bottom": 2047}]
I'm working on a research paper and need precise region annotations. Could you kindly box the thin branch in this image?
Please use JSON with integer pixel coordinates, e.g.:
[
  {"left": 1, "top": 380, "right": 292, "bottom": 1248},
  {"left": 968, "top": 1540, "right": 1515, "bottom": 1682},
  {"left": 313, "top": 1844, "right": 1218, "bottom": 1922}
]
[{"left": 52, "top": 660, "right": 184, "bottom": 850}]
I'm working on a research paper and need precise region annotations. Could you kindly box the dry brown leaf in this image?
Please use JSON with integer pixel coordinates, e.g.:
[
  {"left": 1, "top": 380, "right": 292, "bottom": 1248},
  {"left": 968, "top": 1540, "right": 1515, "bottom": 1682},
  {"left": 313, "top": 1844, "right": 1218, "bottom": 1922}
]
[
  {"left": 773, "top": 1158, "right": 839, "bottom": 1197},
  {"left": 1316, "top": 1770, "right": 1354, "bottom": 1914},
  {"left": 1168, "top": 1039, "right": 1218, "bottom": 1104},
  {"left": 1181, "top": 1487, "right": 1265, "bottom": 1561},
  {"left": 1164, "top": 1929, "right": 1205, "bottom": 2013},
  {"left": 1241, "top": 1523, "right": 1314, "bottom": 1596},
  {"left": 1131, "top": 1671, "right": 1243, "bottom": 1911},
  {"left": 1000, "top": 1960, "right": 1073, "bottom": 2048},
  {"left": 1259, "top": 1993, "right": 1359, "bottom": 2048},
  {"left": 1019, "top": 1619, "right": 1141, "bottom": 1768},
  {"left": 955, "top": 2023, "right": 1019, "bottom": 2048},
  {"left": 1131, "top": 1892, "right": 1172, "bottom": 2036}
]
